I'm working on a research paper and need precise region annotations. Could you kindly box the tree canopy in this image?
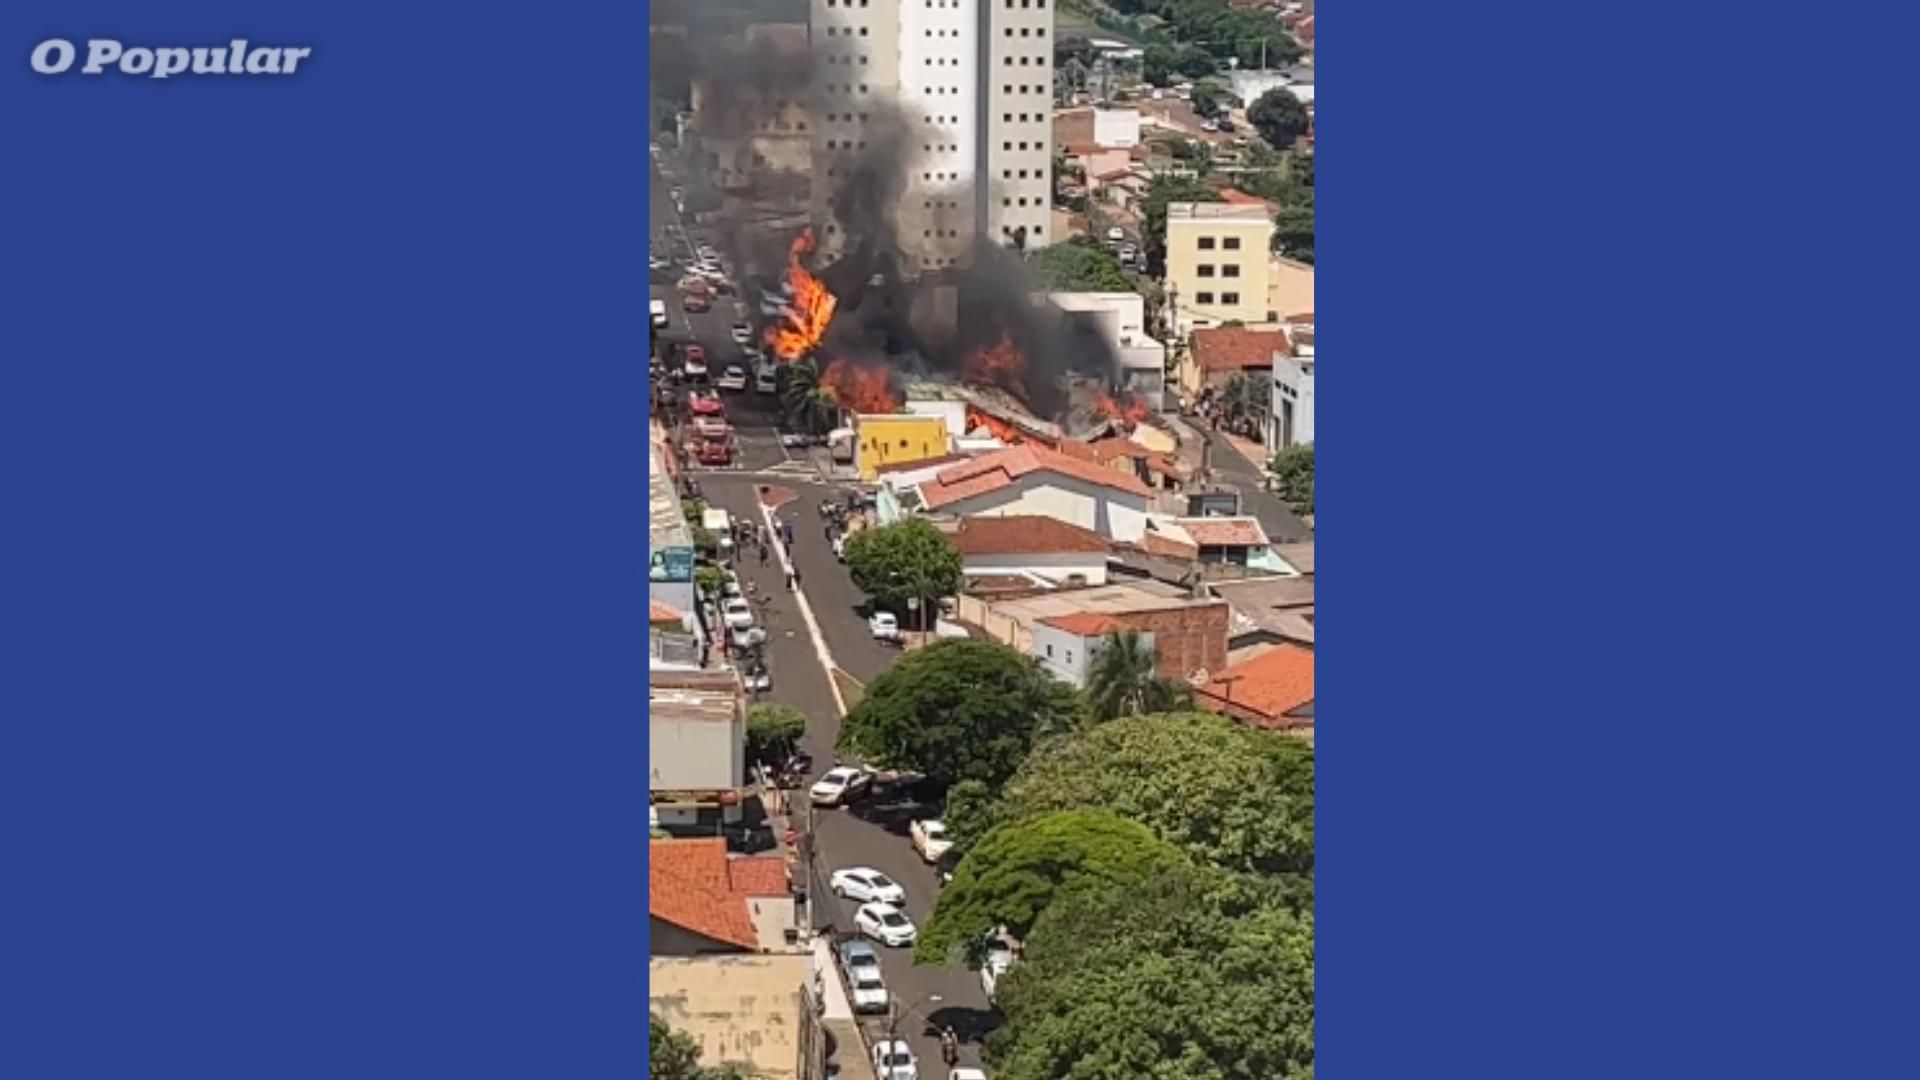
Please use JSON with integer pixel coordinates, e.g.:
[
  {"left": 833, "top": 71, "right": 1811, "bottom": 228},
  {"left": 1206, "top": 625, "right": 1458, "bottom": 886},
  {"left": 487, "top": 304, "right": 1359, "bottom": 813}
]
[
  {"left": 844, "top": 517, "right": 963, "bottom": 617},
  {"left": 1085, "top": 631, "right": 1193, "bottom": 721},
  {"left": 915, "top": 809, "right": 1189, "bottom": 963},
  {"left": 1269, "top": 443, "right": 1314, "bottom": 513},
  {"left": 1248, "top": 88, "right": 1310, "bottom": 151},
  {"left": 651, "top": 1014, "right": 755, "bottom": 1080},
  {"left": 955, "top": 711, "right": 1315, "bottom": 886},
  {"left": 986, "top": 869, "right": 1315, "bottom": 1080},
  {"left": 745, "top": 703, "right": 806, "bottom": 763},
  {"left": 837, "top": 639, "right": 1087, "bottom": 790},
  {"left": 1025, "top": 241, "right": 1134, "bottom": 293}
]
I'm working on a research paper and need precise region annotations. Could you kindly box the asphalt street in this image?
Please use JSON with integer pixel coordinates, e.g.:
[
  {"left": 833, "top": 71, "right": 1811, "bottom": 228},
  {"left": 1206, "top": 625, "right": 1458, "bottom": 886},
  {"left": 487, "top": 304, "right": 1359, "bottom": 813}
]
[{"left": 656, "top": 150, "right": 997, "bottom": 1073}]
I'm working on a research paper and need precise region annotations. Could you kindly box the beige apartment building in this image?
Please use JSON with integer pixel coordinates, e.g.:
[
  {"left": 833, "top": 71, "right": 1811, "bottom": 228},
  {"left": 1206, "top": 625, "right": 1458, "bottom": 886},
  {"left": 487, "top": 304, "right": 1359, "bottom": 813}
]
[{"left": 1164, "top": 202, "right": 1276, "bottom": 334}]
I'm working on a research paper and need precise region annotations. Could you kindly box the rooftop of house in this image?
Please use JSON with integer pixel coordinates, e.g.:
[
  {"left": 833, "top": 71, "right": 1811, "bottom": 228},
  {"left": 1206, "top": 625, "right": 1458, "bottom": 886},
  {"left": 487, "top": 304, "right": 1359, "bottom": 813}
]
[
  {"left": 1190, "top": 327, "right": 1293, "bottom": 373},
  {"left": 918, "top": 442, "right": 1152, "bottom": 510},
  {"left": 947, "top": 515, "right": 1112, "bottom": 557},
  {"left": 649, "top": 670, "right": 743, "bottom": 725},
  {"left": 649, "top": 953, "right": 813, "bottom": 1080},
  {"left": 1208, "top": 574, "right": 1317, "bottom": 646},
  {"left": 651, "top": 600, "right": 687, "bottom": 623},
  {"left": 1175, "top": 516, "right": 1272, "bottom": 548},
  {"left": 651, "top": 838, "right": 791, "bottom": 952},
  {"left": 981, "top": 579, "right": 1222, "bottom": 630},
  {"left": 1194, "top": 642, "right": 1315, "bottom": 729},
  {"left": 1270, "top": 540, "right": 1315, "bottom": 575},
  {"left": 1167, "top": 201, "right": 1274, "bottom": 225}
]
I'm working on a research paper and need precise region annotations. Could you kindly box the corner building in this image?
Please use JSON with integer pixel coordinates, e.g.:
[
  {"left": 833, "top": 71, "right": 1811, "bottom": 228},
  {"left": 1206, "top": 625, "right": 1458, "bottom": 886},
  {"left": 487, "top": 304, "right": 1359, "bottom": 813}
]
[{"left": 811, "top": 0, "right": 1054, "bottom": 272}]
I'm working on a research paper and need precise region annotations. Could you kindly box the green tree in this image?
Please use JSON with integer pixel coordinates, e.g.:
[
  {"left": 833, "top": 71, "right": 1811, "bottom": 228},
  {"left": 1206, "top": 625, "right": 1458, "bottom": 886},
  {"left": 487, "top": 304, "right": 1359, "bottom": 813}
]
[
  {"left": 780, "top": 358, "right": 839, "bottom": 435},
  {"left": 693, "top": 564, "right": 728, "bottom": 599},
  {"left": 987, "top": 869, "right": 1315, "bottom": 1080},
  {"left": 1269, "top": 443, "right": 1313, "bottom": 513},
  {"left": 1141, "top": 43, "right": 1177, "bottom": 88},
  {"left": 1272, "top": 201, "right": 1314, "bottom": 264},
  {"left": 1190, "top": 80, "right": 1228, "bottom": 120},
  {"left": 843, "top": 518, "right": 963, "bottom": 623},
  {"left": 837, "top": 639, "right": 1087, "bottom": 790},
  {"left": 1248, "top": 88, "right": 1310, "bottom": 150},
  {"left": 1025, "top": 242, "right": 1134, "bottom": 292},
  {"left": 1142, "top": 176, "right": 1221, "bottom": 276},
  {"left": 745, "top": 703, "right": 806, "bottom": 764},
  {"left": 955, "top": 712, "right": 1315, "bottom": 885},
  {"left": 1173, "top": 43, "right": 1219, "bottom": 79},
  {"left": 915, "top": 809, "right": 1189, "bottom": 963},
  {"left": 650, "top": 1014, "right": 705, "bottom": 1080},
  {"left": 1221, "top": 371, "right": 1267, "bottom": 427},
  {"left": 1084, "top": 631, "right": 1193, "bottom": 721}
]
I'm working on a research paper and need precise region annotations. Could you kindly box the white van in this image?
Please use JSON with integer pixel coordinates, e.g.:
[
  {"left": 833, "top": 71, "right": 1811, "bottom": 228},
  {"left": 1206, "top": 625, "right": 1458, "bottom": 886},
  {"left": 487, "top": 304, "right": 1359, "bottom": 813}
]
[
  {"left": 701, "top": 507, "right": 734, "bottom": 550},
  {"left": 649, "top": 299, "right": 668, "bottom": 330}
]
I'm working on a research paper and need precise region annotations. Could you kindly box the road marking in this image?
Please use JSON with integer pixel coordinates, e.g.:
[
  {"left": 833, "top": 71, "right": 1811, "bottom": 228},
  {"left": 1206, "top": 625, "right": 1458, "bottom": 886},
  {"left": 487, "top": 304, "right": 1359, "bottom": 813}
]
[{"left": 758, "top": 499, "right": 848, "bottom": 719}]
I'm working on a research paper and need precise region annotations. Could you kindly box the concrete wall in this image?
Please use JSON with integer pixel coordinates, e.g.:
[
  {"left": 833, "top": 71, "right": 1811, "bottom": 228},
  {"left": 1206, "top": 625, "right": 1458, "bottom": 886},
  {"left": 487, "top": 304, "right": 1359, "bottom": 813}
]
[
  {"left": 1031, "top": 621, "right": 1093, "bottom": 686},
  {"left": 963, "top": 550, "right": 1109, "bottom": 586},
  {"left": 948, "top": 474, "right": 1151, "bottom": 543},
  {"left": 1269, "top": 352, "right": 1315, "bottom": 449},
  {"left": 650, "top": 713, "right": 745, "bottom": 793},
  {"left": 747, "top": 894, "right": 798, "bottom": 953},
  {"left": 983, "top": 0, "right": 1054, "bottom": 248},
  {"left": 1093, "top": 107, "right": 1142, "bottom": 148}
]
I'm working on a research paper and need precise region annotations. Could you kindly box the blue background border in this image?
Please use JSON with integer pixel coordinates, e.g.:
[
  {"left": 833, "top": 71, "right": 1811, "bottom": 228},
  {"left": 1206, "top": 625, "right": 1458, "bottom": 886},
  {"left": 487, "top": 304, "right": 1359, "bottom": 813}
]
[
  {"left": 8, "top": 0, "right": 1920, "bottom": 1076},
  {"left": 2, "top": 2, "right": 649, "bottom": 1076}
]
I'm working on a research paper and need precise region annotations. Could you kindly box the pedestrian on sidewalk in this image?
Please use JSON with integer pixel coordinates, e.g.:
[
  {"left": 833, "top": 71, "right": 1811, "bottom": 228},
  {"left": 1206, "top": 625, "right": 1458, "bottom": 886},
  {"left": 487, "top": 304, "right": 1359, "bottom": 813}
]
[
  {"left": 758, "top": 543, "right": 769, "bottom": 566},
  {"left": 783, "top": 521, "right": 795, "bottom": 546},
  {"left": 785, "top": 569, "right": 795, "bottom": 591}
]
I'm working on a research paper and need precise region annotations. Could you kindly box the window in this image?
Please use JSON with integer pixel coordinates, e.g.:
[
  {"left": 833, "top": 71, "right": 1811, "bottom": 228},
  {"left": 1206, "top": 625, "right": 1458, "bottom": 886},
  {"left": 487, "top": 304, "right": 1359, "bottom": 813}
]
[
  {"left": 1046, "top": 643, "right": 1054, "bottom": 657},
  {"left": 1197, "top": 264, "right": 1215, "bottom": 277},
  {"left": 1196, "top": 291, "right": 1215, "bottom": 304},
  {"left": 1222, "top": 264, "right": 1241, "bottom": 278},
  {"left": 1197, "top": 237, "right": 1216, "bottom": 249},
  {"left": 1223, "top": 237, "right": 1241, "bottom": 250},
  {"left": 1221, "top": 292, "right": 1241, "bottom": 305}
]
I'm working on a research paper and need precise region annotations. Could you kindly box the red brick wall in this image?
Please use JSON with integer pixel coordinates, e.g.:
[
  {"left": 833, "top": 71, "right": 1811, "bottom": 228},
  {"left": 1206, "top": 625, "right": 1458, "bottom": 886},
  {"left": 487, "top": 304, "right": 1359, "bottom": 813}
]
[{"left": 1114, "top": 603, "right": 1230, "bottom": 682}]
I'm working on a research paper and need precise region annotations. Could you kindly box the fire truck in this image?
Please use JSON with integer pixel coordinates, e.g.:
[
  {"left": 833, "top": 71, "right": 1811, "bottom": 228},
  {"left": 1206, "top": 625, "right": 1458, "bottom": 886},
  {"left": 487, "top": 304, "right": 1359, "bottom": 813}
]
[{"left": 685, "top": 416, "right": 736, "bottom": 467}]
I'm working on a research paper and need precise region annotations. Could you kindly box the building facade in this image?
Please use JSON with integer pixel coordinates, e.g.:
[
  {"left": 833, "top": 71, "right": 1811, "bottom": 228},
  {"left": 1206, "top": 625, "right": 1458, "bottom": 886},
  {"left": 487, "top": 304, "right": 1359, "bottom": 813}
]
[
  {"left": 1164, "top": 202, "right": 1276, "bottom": 333},
  {"left": 1269, "top": 330, "right": 1316, "bottom": 450},
  {"left": 810, "top": 0, "right": 1052, "bottom": 271}
]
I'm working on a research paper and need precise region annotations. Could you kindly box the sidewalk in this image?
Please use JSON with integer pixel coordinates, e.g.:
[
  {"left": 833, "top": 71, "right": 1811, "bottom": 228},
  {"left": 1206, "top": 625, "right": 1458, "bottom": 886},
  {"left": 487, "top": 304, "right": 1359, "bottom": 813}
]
[{"left": 813, "top": 936, "right": 878, "bottom": 1080}]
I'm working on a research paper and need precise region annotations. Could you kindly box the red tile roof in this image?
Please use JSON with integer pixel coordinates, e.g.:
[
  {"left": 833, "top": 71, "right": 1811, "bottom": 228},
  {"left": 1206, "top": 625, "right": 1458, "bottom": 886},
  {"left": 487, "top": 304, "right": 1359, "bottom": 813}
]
[
  {"left": 650, "top": 838, "right": 788, "bottom": 951},
  {"left": 919, "top": 443, "right": 1152, "bottom": 510},
  {"left": 1195, "top": 645, "right": 1315, "bottom": 729},
  {"left": 651, "top": 600, "right": 686, "bottom": 623},
  {"left": 950, "top": 515, "right": 1112, "bottom": 557},
  {"left": 1219, "top": 188, "right": 1278, "bottom": 213},
  {"left": 1190, "top": 327, "right": 1291, "bottom": 374},
  {"left": 1040, "top": 612, "right": 1123, "bottom": 636},
  {"left": 1179, "top": 516, "right": 1270, "bottom": 547}
]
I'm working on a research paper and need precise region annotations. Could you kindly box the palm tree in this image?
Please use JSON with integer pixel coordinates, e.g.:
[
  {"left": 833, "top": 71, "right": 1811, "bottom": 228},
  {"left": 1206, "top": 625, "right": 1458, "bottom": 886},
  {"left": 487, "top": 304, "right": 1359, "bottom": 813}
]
[
  {"left": 1085, "top": 631, "right": 1193, "bottom": 721},
  {"left": 781, "top": 358, "right": 838, "bottom": 435}
]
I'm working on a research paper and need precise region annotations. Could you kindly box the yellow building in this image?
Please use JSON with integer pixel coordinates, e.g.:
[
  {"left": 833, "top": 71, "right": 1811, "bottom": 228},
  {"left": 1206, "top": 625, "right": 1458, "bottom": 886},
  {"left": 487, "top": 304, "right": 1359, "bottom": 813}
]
[
  {"left": 1164, "top": 202, "right": 1276, "bottom": 334},
  {"left": 854, "top": 414, "right": 951, "bottom": 481}
]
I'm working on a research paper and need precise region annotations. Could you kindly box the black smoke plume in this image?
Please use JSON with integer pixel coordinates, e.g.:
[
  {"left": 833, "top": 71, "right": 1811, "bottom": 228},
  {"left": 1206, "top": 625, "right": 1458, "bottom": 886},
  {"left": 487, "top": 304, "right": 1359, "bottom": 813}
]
[{"left": 653, "top": 0, "right": 1121, "bottom": 421}]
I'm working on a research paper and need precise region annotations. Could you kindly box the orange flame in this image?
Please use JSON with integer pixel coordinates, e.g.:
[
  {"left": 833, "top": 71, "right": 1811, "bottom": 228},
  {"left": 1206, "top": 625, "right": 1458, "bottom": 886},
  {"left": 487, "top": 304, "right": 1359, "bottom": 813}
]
[
  {"left": 1092, "top": 390, "right": 1151, "bottom": 427},
  {"left": 765, "top": 229, "right": 839, "bottom": 361},
  {"left": 965, "top": 406, "right": 1025, "bottom": 445},
  {"left": 822, "top": 357, "right": 901, "bottom": 414},
  {"left": 962, "top": 333, "right": 1026, "bottom": 397}
]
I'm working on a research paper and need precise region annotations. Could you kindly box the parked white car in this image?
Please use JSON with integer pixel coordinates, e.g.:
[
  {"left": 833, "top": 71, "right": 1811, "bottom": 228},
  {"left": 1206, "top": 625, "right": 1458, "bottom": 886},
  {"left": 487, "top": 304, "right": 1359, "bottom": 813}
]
[
  {"left": 911, "top": 820, "right": 953, "bottom": 864},
  {"left": 715, "top": 364, "right": 748, "bottom": 392},
  {"left": 855, "top": 902, "right": 918, "bottom": 947},
  {"left": 950, "top": 1070, "right": 989, "bottom": 1080},
  {"left": 809, "top": 766, "right": 872, "bottom": 806},
  {"left": 871, "top": 1039, "right": 919, "bottom": 1080},
  {"left": 721, "top": 598, "right": 755, "bottom": 631},
  {"left": 831, "top": 867, "right": 906, "bottom": 905},
  {"left": 836, "top": 938, "right": 890, "bottom": 1014},
  {"left": 868, "top": 612, "right": 900, "bottom": 640}
]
